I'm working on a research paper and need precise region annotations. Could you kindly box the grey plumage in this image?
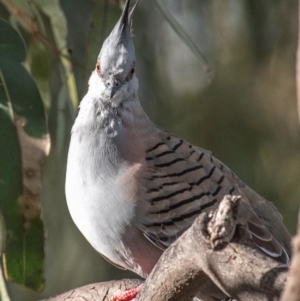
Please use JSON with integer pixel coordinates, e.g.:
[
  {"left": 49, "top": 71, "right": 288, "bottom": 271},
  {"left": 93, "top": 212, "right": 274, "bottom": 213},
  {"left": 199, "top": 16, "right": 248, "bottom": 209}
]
[{"left": 65, "top": 0, "right": 291, "bottom": 279}]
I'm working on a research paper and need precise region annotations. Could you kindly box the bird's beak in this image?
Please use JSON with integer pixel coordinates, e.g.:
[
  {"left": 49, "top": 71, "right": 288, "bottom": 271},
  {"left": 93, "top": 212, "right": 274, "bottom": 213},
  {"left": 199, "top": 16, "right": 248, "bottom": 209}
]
[{"left": 104, "top": 77, "right": 121, "bottom": 99}]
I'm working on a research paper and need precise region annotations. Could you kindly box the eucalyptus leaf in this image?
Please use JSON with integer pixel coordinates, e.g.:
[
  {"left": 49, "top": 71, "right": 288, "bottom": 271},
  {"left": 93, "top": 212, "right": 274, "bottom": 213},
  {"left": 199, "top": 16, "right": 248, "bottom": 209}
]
[
  {"left": 34, "top": 0, "right": 78, "bottom": 109},
  {"left": 27, "top": 38, "right": 51, "bottom": 111},
  {"left": 0, "top": 18, "right": 25, "bottom": 63},
  {"left": 0, "top": 0, "right": 41, "bottom": 36},
  {"left": 0, "top": 19, "right": 49, "bottom": 292},
  {"left": 35, "top": 0, "right": 67, "bottom": 49}
]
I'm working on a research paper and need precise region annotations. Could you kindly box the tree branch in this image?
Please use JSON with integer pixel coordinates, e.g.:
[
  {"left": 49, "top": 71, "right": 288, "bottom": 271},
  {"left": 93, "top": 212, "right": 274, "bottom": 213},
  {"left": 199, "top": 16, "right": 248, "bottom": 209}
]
[
  {"left": 280, "top": 211, "right": 300, "bottom": 301},
  {"left": 41, "top": 279, "right": 143, "bottom": 301},
  {"left": 41, "top": 196, "right": 289, "bottom": 301},
  {"left": 136, "top": 195, "right": 287, "bottom": 301}
]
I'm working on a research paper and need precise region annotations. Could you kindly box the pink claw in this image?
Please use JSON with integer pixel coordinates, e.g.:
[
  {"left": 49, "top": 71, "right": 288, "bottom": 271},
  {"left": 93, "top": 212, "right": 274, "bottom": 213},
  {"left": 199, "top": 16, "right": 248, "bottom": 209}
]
[{"left": 111, "top": 284, "right": 143, "bottom": 301}]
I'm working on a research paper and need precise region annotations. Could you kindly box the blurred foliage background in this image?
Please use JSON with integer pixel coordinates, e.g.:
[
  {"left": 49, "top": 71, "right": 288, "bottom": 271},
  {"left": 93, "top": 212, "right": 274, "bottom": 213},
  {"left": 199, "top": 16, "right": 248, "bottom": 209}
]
[{"left": 0, "top": 0, "right": 299, "bottom": 300}]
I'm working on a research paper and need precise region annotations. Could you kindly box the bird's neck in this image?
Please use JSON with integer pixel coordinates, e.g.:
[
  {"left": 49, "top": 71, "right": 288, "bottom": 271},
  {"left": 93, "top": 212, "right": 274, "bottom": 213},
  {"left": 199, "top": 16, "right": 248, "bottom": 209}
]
[
  {"left": 71, "top": 89, "right": 157, "bottom": 164},
  {"left": 73, "top": 89, "right": 150, "bottom": 131}
]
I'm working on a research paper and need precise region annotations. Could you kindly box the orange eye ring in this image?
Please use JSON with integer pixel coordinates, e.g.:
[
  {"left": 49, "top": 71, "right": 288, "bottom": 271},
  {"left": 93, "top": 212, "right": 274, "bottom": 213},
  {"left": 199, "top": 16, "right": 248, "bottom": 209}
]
[{"left": 95, "top": 61, "right": 102, "bottom": 76}]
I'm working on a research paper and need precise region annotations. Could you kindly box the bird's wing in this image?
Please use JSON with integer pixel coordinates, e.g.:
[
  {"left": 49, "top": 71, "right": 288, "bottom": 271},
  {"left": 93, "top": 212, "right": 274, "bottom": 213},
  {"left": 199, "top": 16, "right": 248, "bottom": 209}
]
[{"left": 137, "top": 131, "right": 290, "bottom": 264}]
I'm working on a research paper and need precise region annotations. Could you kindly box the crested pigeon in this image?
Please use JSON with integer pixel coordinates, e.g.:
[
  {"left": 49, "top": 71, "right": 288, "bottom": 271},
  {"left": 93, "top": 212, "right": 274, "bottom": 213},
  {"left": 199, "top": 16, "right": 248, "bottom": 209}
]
[{"left": 65, "top": 0, "right": 291, "bottom": 282}]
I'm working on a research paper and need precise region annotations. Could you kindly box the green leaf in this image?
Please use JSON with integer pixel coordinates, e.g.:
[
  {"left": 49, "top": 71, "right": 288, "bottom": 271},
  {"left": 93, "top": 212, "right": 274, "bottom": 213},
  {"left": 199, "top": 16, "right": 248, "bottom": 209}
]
[
  {"left": 0, "top": 19, "right": 48, "bottom": 292},
  {"left": 152, "top": 0, "right": 213, "bottom": 81},
  {"left": 35, "top": 0, "right": 67, "bottom": 49},
  {"left": 0, "top": 18, "right": 25, "bottom": 63},
  {"left": 0, "top": 69, "right": 24, "bottom": 287},
  {"left": 1, "top": 62, "right": 48, "bottom": 138},
  {"left": 0, "top": 1, "right": 37, "bottom": 34},
  {"left": 35, "top": 0, "right": 78, "bottom": 109},
  {"left": 27, "top": 38, "right": 51, "bottom": 111}
]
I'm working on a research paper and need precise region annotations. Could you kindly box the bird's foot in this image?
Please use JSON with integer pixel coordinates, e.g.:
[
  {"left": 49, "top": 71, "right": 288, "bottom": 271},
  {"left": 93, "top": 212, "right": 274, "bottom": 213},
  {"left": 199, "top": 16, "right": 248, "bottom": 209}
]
[{"left": 111, "top": 284, "right": 143, "bottom": 301}]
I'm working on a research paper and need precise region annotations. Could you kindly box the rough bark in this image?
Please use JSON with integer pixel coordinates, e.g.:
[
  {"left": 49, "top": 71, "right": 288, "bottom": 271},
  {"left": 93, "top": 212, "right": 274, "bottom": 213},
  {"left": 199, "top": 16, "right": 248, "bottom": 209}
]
[
  {"left": 280, "top": 211, "right": 300, "bottom": 301},
  {"left": 136, "top": 195, "right": 287, "bottom": 301},
  {"left": 41, "top": 279, "right": 143, "bottom": 301},
  {"left": 40, "top": 195, "right": 289, "bottom": 301}
]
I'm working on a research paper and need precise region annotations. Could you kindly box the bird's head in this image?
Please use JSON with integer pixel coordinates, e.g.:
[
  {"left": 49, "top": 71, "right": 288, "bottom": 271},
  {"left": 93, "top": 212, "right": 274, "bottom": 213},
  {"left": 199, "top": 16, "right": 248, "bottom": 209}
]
[{"left": 89, "top": 0, "right": 139, "bottom": 105}]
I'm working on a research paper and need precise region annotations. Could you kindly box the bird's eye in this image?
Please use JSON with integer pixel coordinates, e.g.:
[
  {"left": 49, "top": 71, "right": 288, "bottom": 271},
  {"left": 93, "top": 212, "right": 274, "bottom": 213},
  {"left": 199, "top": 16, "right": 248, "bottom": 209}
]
[
  {"left": 127, "top": 63, "right": 135, "bottom": 80},
  {"left": 95, "top": 61, "right": 102, "bottom": 76}
]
